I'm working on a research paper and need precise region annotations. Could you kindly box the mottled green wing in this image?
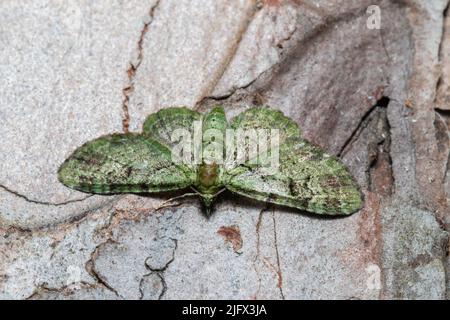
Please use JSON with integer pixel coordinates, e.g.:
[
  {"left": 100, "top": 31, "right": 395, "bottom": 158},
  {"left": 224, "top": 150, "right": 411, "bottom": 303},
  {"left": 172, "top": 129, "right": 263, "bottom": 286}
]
[
  {"left": 230, "top": 106, "right": 301, "bottom": 142},
  {"left": 143, "top": 107, "right": 202, "bottom": 149},
  {"left": 224, "top": 136, "right": 363, "bottom": 215},
  {"left": 224, "top": 106, "right": 302, "bottom": 171},
  {"left": 58, "top": 134, "right": 195, "bottom": 194}
]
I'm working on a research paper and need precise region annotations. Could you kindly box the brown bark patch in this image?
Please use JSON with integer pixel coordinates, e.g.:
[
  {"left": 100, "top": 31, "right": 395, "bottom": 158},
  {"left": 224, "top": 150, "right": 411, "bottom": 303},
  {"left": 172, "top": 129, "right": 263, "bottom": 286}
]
[{"left": 217, "top": 225, "right": 243, "bottom": 252}]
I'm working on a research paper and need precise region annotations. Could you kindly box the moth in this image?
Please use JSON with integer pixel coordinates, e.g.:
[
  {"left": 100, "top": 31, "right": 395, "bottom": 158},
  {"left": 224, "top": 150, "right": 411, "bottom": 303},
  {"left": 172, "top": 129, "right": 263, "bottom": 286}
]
[{"left": 58, "top": 106, "right": 363, "bottom": 215}]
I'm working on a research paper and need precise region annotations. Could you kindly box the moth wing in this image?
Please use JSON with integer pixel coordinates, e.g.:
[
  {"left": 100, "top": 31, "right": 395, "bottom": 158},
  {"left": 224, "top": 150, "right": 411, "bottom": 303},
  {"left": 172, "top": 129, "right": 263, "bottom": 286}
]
[
  {"left": 224, "top": 137, "right": 363, "bottom": 215},
  {"left": 230, "top": 106, "right": 301, "bottom": 142},
  {"left": 224, "top": 107, "right": 302, "bottom": 171},
  {"left": 143, "top": 107, "right": 201, "bottom": 141},
  {"left": 143, "top": 107, "right": 202, "bottom": 170},
  {"left": 58, "top": 134, "right": 196, "bottom": 194}
]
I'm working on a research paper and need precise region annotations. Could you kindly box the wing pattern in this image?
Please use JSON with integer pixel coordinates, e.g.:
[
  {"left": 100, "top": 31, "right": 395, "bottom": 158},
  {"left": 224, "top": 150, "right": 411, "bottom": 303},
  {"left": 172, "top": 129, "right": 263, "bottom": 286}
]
[
  {"left": 58, "top": 133, "right": 195, "bottom": 194},
  {"left": 225, "top": 108, "right": 362, "bottom": 215}
]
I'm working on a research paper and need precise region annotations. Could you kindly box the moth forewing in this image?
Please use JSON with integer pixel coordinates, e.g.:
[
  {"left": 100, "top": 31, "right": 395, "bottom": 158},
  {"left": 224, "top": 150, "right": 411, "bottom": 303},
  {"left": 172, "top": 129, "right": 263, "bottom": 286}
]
[
  {"left": 223, "top": 128, "right": 280, "bottom": 174},
  {"left": 58, "top": 133, "right": 196, "bottom": 194},
  {"left": 235, "top": 128, "right": 259, "bottom": 166},
  {"left": 170, "top": 127, "right": 193, "bottom": 167},
  {"left": 256, "top": 129, "right": 280, "bottom": 176},
  {"left": 224, "top": 128, "right": 237, "bottom": 171},
  {"left": 193, "top": 120, "right": 203, "bottom": 165}
]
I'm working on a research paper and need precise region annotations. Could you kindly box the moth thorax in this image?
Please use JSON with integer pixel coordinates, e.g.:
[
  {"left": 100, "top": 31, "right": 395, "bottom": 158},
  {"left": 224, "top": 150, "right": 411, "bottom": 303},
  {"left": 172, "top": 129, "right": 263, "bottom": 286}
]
[{"left": 197, "top": 162, "right": 219, "bottom": 193}]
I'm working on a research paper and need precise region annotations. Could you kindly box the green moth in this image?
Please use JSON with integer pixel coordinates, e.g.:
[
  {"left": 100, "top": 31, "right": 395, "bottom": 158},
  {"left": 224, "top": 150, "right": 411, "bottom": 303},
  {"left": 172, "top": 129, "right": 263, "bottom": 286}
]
[{"left": 58, "top": 106, "right": 363, "bottom": 215}]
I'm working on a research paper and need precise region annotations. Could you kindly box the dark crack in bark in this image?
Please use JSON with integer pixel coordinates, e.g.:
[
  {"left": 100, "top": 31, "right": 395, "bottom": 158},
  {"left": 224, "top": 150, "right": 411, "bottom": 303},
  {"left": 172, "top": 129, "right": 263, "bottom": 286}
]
[
  {"left": 338, "top": 96, "right": 390, "bottom": 158},
  {"left": 271, "top": 211, "right": 285, "bottom": 300},
  {"left": 205, "top": 17, "right": 299, "bottom": 102},
  {"left": 85, "top": 239, "right": 121, "bottom": 297},
  {"left": 199, "top": 3, "right": 384, "bottom": 114},
  {"left": 145, "top": 237, "right": 178, "bottom": 272},
  {"left": 26, "top": 282, "right": 102, "bottom": 300},
  {"left": 368, "top": 103, "right": 394, "bottom": 196},
  {"left": 141, "top": 237, "right": 178, "bottom": 300},
  {"left": 0, "top": 184, "right": 92, "bottom": 206},
  {"left": 251, "top": 206, "right": 267, "bottom": 299},
  {"left": 257, "top": 2, "right": 383, "bottom": 94},
  {"left": 1, "top": 196, "right": 120, "bottom": 234},
  {"left": 122, "top": 0, "right": 161, "bottom": 133},
  {"left": 139, "top": 272, "right": 166, "bottom": 300},
  {"left": 195, "top": 0, "right": 263, "bottom": 109}
]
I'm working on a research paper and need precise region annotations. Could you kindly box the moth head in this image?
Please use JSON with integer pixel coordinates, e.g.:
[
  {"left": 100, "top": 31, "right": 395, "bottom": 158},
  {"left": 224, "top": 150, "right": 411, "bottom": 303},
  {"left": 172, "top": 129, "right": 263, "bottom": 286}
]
[{"left": 201, "top": 194, "right": 216, "bottom": 216}]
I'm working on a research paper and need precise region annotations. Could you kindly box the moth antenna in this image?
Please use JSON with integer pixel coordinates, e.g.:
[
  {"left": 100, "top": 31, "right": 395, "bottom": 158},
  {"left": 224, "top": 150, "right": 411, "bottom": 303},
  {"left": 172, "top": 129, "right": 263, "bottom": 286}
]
[
  {"left": 190, "top": 186, "right": 202, "bottom": 195},
  {"left": 212, "top": 188, "right": 226, "bottom": 197},
  {"left": 155, "top": 192, "right": 198, "bottom": 211}
]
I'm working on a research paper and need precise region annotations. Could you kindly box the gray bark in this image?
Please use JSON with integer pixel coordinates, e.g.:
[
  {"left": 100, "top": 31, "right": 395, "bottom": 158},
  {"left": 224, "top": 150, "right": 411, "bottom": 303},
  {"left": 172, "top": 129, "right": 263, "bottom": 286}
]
[{"left": 1, "top": 0, "right": 449, "bottom": 299}]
